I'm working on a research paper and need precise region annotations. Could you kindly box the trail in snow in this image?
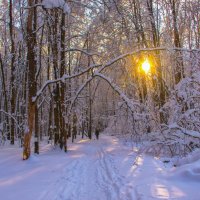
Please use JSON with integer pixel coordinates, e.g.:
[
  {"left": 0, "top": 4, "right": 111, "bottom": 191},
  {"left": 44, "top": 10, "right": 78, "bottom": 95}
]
[
  {"left": 39, "top": 137, "right": 133, "bottom": 200},
  {"left": 0, "top": 135, "right": 200, "bottom": 200}
]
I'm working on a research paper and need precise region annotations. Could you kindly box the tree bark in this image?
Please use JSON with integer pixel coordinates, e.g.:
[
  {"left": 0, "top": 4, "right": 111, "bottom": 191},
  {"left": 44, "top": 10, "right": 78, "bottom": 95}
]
[
  {"left": 169, "top": 0, "right": 184, "bottom": 84},
  {"left": 23, "top": 0, "right": 37, "bottom": 160},
  {"left": 0, "top": 54, "right": 9, "bottom": 139},
  {"left": 9, "top": 0, "right": 16, "bottom": 144},
  {"left": 60, "top": 10, "right": 67, "bottom": 151}
]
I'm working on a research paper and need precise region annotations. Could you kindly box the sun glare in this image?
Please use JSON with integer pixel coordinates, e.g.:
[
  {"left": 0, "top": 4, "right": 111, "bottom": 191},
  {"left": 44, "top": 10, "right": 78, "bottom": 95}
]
[{"left": 142, "top": 60, "right": 150, "bottom": 73}]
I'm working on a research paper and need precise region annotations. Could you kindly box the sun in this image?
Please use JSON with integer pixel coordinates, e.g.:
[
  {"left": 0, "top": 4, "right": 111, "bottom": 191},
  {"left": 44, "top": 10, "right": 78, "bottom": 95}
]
[{"left": 142, "top": 60, "right": 150, "bottom": 73}]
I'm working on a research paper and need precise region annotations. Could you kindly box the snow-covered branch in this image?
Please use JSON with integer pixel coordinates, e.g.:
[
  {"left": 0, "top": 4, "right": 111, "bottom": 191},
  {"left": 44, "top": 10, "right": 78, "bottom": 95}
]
[
  {"left": 64, "top": 48, "right": 100, "bottom": 57},
  {"left": 32, "top": 63, "right": 101, "bottom": 102},
  {"left": 0, "top": 110, "right": 22, "bottom": 131}
]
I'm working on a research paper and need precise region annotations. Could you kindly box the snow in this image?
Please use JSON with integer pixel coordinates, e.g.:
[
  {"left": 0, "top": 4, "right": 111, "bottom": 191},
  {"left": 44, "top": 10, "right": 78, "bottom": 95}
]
[
  {"left": 0, "top": 135, "right": 200, "bottom": 200},
  {"left": 168, "top": 123, "right": 200, "bottom": 138},
  {"left": 42, "top": 0, "right": 70, "bottom": 14}
]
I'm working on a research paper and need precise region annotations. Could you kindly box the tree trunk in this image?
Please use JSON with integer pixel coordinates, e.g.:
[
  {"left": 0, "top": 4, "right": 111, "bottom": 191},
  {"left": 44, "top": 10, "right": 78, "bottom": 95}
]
[
  {"left": 9, "top": 0, "right": 16, "bottom": 144},
  {"left": 34, "top": 0, "right": 39, "bottom": 154},
  {"left": 23, "top": 0, "right": 37, "bottom": 160},
  {"left": 60, "top": 10, "right": 67, "bottom": 151},
  {"left": 0, "top": 54, "right": 9, "bottom": 139},
  {"left": 170, "top": 0, "right": 184, "bottom": 84}
]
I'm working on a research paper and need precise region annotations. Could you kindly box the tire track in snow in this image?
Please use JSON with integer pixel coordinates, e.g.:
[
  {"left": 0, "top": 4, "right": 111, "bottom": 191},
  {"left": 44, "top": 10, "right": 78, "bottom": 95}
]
[
  {"left": 38, "top": 160, "right": 82, "bottom": 200},
  {"left": 96, "top": 150, "right": 113, "bottom": 200},
  {"left": 39, "top": 145, "right": 106, "bottom": 200},
  {"left": 39, "top": 137, "right": 138, "bottom": 200},
  {"left": 96, "top": 146, "right": 134, "bottom": 200}
]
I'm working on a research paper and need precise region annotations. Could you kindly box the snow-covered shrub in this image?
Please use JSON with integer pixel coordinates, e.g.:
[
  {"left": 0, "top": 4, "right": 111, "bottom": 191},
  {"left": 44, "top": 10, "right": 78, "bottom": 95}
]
[{"left": 147, "top": 70, "right": 200, "bottom": 156}]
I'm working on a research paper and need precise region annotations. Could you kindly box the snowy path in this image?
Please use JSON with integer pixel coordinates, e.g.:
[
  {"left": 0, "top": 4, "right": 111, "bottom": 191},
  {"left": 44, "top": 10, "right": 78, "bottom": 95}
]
[
  {"left": 39, "top": 137, "right": 132, "bottom": 200},
  {"left": 0, "top": 135, "right": 200, "bottom": 200}
]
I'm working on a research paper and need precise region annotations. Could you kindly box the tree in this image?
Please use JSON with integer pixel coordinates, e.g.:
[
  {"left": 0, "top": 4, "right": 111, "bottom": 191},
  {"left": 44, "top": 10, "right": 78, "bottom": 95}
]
[{"left": 23, "top": 0, "right": 37, "bottom": 160}]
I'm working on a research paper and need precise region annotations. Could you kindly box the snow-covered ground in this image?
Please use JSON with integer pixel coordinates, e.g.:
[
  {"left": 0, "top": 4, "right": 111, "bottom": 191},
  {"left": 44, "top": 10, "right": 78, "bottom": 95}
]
[{"left": 0, "top": 135, "right": 200, "bottom": 200}]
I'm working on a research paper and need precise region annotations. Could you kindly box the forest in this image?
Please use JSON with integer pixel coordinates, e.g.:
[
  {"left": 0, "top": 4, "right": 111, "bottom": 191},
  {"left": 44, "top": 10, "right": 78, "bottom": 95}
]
[
  {"left": 0, "top": 0, "right": 199, "bottom": 159},
  {"left": 0, "top": 1, "right": 200, "bottom": 200}
]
